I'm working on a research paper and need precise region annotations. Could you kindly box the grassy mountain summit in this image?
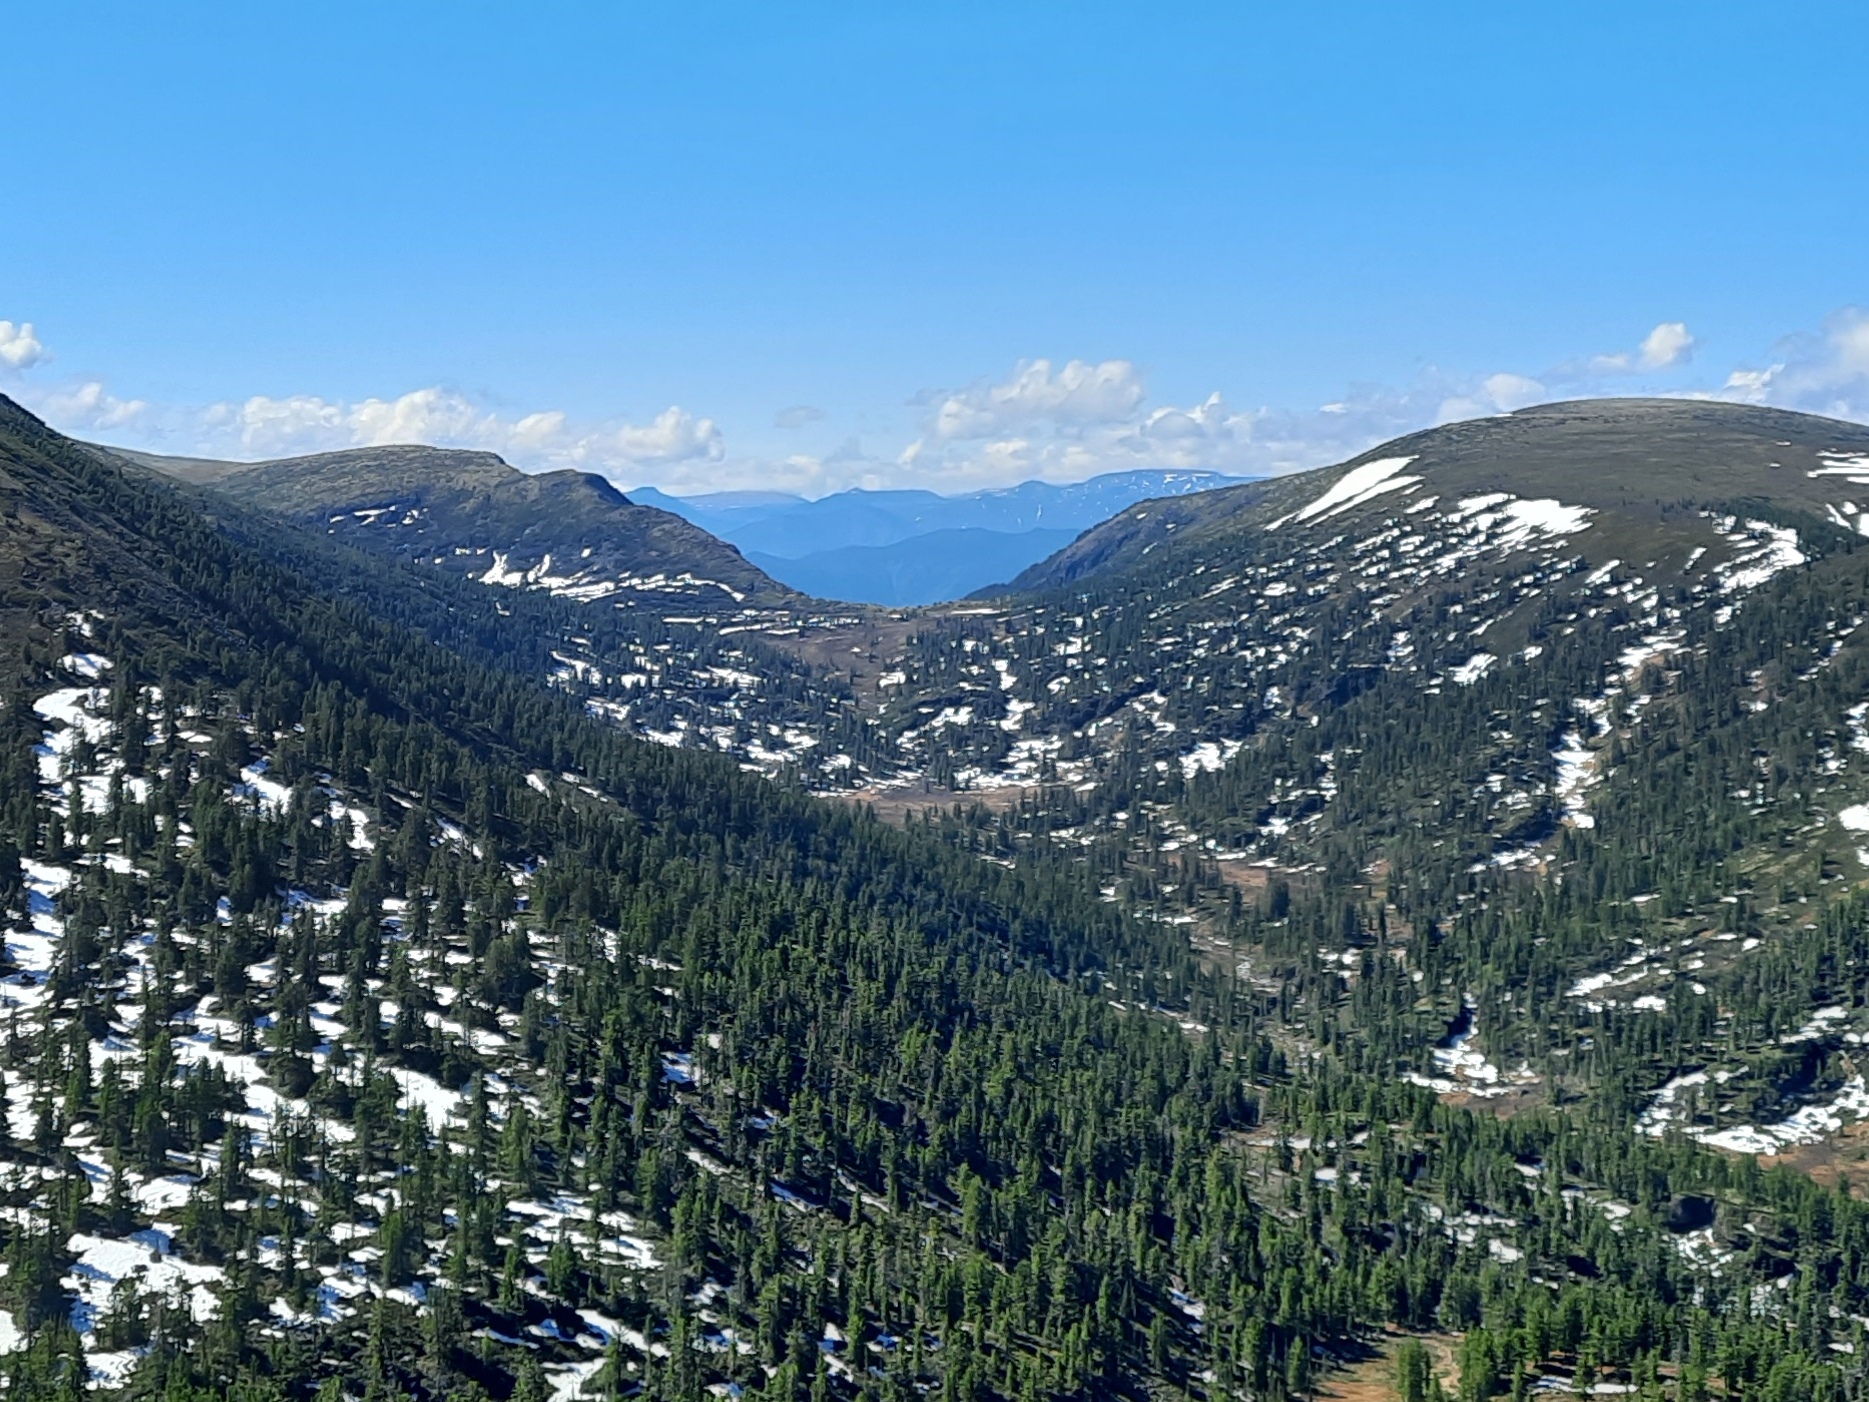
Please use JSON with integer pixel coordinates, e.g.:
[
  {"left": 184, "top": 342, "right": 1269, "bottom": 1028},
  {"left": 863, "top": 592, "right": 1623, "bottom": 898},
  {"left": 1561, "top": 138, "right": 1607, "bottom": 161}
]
[
  {"left": 104, "top": 441, "right": 796, "bottom": 607},
  {"left": 1006, "top": 398, "right": 1869, "bottom": 593}
]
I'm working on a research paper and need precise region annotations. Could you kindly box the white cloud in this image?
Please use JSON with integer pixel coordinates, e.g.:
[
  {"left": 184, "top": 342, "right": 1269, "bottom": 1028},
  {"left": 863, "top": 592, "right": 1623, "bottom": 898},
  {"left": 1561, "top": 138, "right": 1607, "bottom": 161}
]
[
  {"left": 36, "top": 379, "right": 148, "bottom": 430},
  {"left": 227, "top": 394, "right": 345, "bottom": 453},
  {"left": 1567, "top": 321, "right": 1697, "bottom": 378},
  {"left": 887, "top": 358, "right": 1554, "bottom": 493},
  {"left": 1716, "top": 307, "right": 1869, "bottom": 419},
  {"left": 222, "top": 387, "right": 548, "bottom": 458},
  {"left": 1431, "top": 372, "right": 1548, "bottom": 423},
  {"left": 346, "top": 388, "right": 509, "bottom": 450},
  {"left": 179, "top": 388, "right": 723, "bottom": 472},
  {"left": 588, "top": 405, "right": 723, "bottom": 465},
  {"left": 1484, "top": 372, "right": 1546, "bottom": 410},
  {"left": 10, "top": 360, "right": 728, "bottom": 485},
  {"left": 1719, "top": 366, "right": 1783, "bottom": 400},
  {"left": 930, "top": 358, "right": 1146, "bottom": 441},
  {"left": 1640, "top": 321, "right": 1695, "bottom": 368},
  {"left": 886, "top": 337, "right": 1739, "bottom": 493},
  {"left": 875, "top": 358, "right": 1262, "bottom": 493},
  {"left": 0, "top": 321, "right": 46, "bottom": 370},
  {"left": 19, "top": 309, "right": 1869, "bottom": 501},
  {"left": 1106, "top": 392, "right": 1263, "bottom": 471},
  {"left": 509, "top": 410, "right": 569, "bottom": 449}
]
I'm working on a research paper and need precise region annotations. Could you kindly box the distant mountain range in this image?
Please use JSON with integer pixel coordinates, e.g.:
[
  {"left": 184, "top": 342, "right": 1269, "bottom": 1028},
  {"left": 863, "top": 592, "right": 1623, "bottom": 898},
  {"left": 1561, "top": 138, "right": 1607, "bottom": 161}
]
[
  {"left": 632, "top": 469, "right": 1257, "bottom": 604},
  {"left": 745, "top": 527, "right": 1082, "bottom": 606}
]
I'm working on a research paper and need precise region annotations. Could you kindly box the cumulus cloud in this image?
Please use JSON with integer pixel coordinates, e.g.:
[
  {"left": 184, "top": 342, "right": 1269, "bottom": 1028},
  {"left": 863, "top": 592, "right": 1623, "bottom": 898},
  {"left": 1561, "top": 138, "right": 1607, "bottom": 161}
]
[
  {"left": 1716, "top": 307, "right": 1869, "bottom": 421},
  {"left": 603, "top": 406, "right": 723, "bottom": 464},
  {"left": 929, "top": 358, "right": 1146, "bottom": 441},
  {"left": 1640, "top": 321, "right": 1696, "bottom": 368},
  {"left": 1432, "top": 372, "right": 1548, "bottom": 424},
  {"left": 882, "top": 358, "right": 1245, "bottom": 491},
  {"left": 886, "top": 325, "right": 1715, "bottom": 492},
  {"left": 1720, "top": 365, "right": 1782, "bottom": 400},
  {"left": 887, "top": 351, "right": 1593, "bottom": 491},
  {"left": 9, "top": 362, "right": 727, "bottom": 485},
  {"left": 887, "top": 333, "right": 1725, "bottom": 492},
  {"left": 183, "top": 388, "right": 723, "bottom": 473},
  {"left": 21, "top": 308, "right": 1869, "bottom": 500},
  {"left": 0, "top": 321, "right": 47, "bottom": 370},
  {"left": 217, "top": 388, "right": 581, "bottom": 460},
  {"left": 35, "top": 380, "right": 149, "bottom": 430},
  {"left": 1566, "top": 320, "right": 1698, "bottom": 378}
]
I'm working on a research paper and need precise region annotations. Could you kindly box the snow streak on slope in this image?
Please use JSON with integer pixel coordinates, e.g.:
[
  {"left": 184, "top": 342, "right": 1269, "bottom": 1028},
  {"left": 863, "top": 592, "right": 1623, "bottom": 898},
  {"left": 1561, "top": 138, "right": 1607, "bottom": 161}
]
[
  {"left": 1639, "top": 1069, "right": 1869, "bottom": 1155},
  {"left": 6, "top": 646, "right": 689, "bottom": 1387},
  {"left": 478, "top": 549, "right": 749, "bottom": 604},
  {"left": 1283, "top": 456, "right": 1422, "bottom": 526},
  {"left": 1404, "top": 1004, "right": 1537, "bottom": 1099}
]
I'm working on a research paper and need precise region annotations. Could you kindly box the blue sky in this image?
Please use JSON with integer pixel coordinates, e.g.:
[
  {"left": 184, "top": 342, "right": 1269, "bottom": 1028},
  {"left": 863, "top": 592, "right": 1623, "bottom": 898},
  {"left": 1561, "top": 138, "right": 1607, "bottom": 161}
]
[{"left": 4, "top": 1, "right": 1867, "bottom": 495}]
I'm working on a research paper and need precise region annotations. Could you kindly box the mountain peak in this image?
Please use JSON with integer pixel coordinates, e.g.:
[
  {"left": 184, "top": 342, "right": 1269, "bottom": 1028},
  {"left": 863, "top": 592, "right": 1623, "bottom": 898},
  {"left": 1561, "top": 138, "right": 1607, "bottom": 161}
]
[
  {"left": 1008, "top": 397, "right": 1869, "bottom": 593},
  {"left": 102, "top": 438, "right": 797, "bottom": 606}
]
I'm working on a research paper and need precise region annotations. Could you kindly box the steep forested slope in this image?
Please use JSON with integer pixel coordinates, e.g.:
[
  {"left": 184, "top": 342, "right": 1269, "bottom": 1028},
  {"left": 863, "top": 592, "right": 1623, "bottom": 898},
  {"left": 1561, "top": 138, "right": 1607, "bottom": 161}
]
[
  {"left": 93, "top": 443, "right": 886, "bottom": 784},
  {"left": 852, "top": 399, "right": 1869, "bottom": 1149},
  {"left": 13, "top": 394, "right": 1869, "bottom": 1402}
]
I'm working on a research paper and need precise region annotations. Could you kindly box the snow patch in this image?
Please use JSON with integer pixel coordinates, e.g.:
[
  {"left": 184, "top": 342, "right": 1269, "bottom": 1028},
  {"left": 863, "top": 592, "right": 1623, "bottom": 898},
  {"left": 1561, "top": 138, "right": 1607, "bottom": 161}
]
[
  {"left": 1288, "top": 456, "right": 1421, "bottom": 524},
  {"left": 1450, "top": 653, "right": 1496, "bottom": 686}
]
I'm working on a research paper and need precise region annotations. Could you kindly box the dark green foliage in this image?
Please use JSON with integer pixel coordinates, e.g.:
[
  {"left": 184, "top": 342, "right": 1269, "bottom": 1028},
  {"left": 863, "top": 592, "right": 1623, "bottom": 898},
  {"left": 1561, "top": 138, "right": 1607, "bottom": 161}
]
[{"left": 8, "top": 393, "right": 1869, "bottom": 1402}]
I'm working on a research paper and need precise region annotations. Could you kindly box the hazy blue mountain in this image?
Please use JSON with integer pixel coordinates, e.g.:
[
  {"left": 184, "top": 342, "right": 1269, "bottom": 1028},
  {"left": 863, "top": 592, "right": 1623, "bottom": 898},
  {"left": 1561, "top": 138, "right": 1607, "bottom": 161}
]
[
  {"left": 637, "top": 469, "right": 1254, "bottom": 601},
  {"left": 636, "top": 470, "right": 1254, "bottom": 557},
  {"left": 747, "top": 526, "right": 1080, "bottom": 606},
  {"left": 630, "top": 486, "right": 804, "bottom": 529}
]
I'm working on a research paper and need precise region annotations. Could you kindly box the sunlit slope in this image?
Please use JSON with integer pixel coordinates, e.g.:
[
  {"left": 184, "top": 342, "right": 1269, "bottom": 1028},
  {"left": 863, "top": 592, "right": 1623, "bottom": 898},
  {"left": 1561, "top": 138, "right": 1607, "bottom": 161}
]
[
  {"left": 107, "top": 441, "right": 795, "bottom": 608},
  {"left": 1008, "top": 398, "right": 1869, "bottom": 594}
]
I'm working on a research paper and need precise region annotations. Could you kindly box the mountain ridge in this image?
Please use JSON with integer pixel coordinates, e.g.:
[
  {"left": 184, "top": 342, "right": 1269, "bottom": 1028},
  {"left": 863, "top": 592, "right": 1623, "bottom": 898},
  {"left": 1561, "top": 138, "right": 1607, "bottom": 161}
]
[
  {"left": 99, "top": 439, "right": 798, "bottom": 607},
  {"left": 1007, "top": 397, "right": 1869, "bottom": 593}
]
